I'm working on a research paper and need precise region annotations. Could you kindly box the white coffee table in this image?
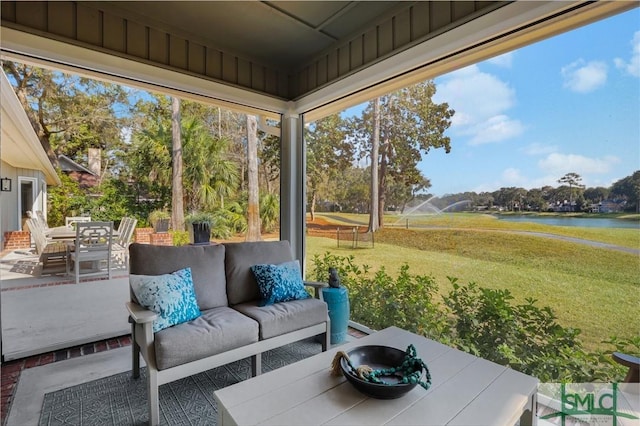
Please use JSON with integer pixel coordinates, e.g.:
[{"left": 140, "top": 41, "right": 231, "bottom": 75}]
[{"left": 215, "top": 326, "right": 538, "bottom": 425}]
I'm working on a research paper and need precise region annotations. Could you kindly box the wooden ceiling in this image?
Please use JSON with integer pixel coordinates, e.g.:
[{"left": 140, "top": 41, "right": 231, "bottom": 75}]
[{"left": 1, "top": 1, "right": 636, "bottom": 117}]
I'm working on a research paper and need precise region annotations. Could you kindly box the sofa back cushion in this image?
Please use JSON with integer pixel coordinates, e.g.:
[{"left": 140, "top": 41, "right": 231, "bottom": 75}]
[
  {"left": 224, "top": 240, "right": 294, "bottom": 305},
  {"left": 129, "top": 243, "right": 228, "bottom": 310}
]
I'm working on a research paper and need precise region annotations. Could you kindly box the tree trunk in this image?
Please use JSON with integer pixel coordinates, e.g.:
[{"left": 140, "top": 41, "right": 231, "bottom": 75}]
[
  {"left": 378, "top": 139, "right": 388, "bottom": 229},
  {"left": 310, "top": 190, "right": 317, "bottom": 222},
  {"left": 368, "top": 98, "right": 380, "bottom": 233},
  {"left": 171, "top": 97, "right": 185, "bottom": 232},
  {"left": 246, "top": 115, "right": 262, "bottom": 241},
  {"left": 569, "top": 184, "right": 573, "bottom": 211}
]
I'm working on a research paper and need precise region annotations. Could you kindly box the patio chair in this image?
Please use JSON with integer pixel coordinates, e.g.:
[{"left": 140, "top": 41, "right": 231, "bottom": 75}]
[
  {"left": 26, "top": 218, "right": 68, "bottom": 270},
  {"left": 35, "top": 210, "right": 49, "bottom": 230},
  {"left": 26, "top": 211, "right": 49, "bottom": 236},
  {"left": 65, "top": 216, "right": 92, "bottom": 227},
  {"left": 112, "top": 217, "right": 137, "bottom": 267},
  {"left": 66, "top": 221, "right": 114, "bottom": 284}
]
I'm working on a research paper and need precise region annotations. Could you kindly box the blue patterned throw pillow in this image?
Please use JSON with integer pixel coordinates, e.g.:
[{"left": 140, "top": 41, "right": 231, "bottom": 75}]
[
  {"left": 250, "top": 260, "right": 310, "bottom": 306},
  {"left": 130, "top": 267, "right": 201, "bottom": 333}
]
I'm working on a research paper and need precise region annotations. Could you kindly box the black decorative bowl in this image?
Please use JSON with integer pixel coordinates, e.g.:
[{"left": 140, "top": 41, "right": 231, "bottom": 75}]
[{"left": 340, "top": 345, "right": 422, "bottom": 399}]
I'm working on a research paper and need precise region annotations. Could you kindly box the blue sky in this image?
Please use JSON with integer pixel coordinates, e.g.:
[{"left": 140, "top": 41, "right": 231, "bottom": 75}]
[{"left": 348, "top": 8, "right": 640, "bottom": 197}]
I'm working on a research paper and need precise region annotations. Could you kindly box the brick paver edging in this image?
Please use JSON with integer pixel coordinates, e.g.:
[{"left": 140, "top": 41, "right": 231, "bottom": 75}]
[{"left": 1, "top": 273, "right": 130, "bottom": 292}]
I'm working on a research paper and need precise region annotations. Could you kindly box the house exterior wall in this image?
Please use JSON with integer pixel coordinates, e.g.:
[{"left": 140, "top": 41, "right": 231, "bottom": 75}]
[
  {"left": 1, "top": 161, "right": 20, "bottom": 240},
  {"left": 0, "top": 160, "right": 48, "bottom": 242}
]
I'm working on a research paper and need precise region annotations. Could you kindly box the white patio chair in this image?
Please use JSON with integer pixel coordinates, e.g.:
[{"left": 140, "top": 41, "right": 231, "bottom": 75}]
[
  {"left": 112, "top": 217, "right": 137, "bottom": 268},
  {"left": 26, "top": 218, "right": 68, "bottom": 271},
  {"left": 65, "top": 216, "right": 92, "bottom": 227},
  {"left": 66, "top": 221, "right": 114, "bottom": 284},
  {"left": 35, "top": 210, "right": 49, "bottom": 229}
]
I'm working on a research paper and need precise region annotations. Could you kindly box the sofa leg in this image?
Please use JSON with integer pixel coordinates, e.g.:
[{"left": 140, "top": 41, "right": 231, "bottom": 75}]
[
  {"left": 131, "top": 323, "right": 140, "bottom": 379},
  {"left": 251, "top": 353, "right": 262, "bottom": 376},
  {"left": 322, "top": 331, "right": 330, "bottom": 351},
  {"left": 148, "top": 369, "right": 160, "bottom": 426},
  {"left": 322, "top": 319, "right": 330, "bottom": 351}
]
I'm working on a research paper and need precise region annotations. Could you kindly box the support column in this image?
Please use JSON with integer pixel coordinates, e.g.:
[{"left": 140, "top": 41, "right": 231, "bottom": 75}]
[{"left": 280, "top": 110, "right": 306, "bottom": 269}]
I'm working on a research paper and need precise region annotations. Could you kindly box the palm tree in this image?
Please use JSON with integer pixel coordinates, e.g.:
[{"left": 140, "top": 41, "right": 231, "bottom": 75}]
[
  {"left": 182, "top": 117, "right": 239, "bottom": 211},
  {"left": 131, "top": 110, "right": 240, "bottom": 219}
]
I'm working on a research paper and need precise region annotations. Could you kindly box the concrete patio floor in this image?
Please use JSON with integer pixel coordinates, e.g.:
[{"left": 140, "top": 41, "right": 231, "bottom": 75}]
[{"left": 1, "top": 249, "right": 130, "bottom": 361}]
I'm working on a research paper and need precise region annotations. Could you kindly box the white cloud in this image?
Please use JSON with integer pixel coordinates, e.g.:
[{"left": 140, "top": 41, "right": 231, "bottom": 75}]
[
  {"left": 561, "top": 60, "right": 608, "bottom": 93},
  {"left": 435, "top": 65, "right": 524, "bottom": 145},
  {"left": 498, "top": 169, "right": 555, "bottom": 189},
  {"left": 468, "top": 115, "right": 525, "bottom": 145},
  {"left": 486, "top": 52, "right": 514, "bottom": 68},
  {"left": 522, "top": 142, "right": 559, "bottom": 156},
  {"left": 471, "top": 171, "right": 554, "bottom": 192},
  {"left": 472, "top": 153, "right": 621, "bottom": 192},
  {"left": 538, "top": 153, "right": 620, "bottom": 175},
  {"left": 614, "top": 30, "right": 640, "bottom": 77},
  {"left": 502, "top": 168, "right": 525, "bottom": 184}
]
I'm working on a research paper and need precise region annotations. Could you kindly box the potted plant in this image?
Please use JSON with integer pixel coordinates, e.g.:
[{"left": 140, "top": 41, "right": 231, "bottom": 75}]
[
  {"left": 148, "top": 210, "right": 171, "bottom": 233},
  {"left": 186, "top": 212, "right": 214, "bottom": 245}
]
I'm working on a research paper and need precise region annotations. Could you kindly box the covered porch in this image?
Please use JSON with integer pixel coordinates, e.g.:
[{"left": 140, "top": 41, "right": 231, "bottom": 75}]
[{"left": 2, "top": 1, "right": 639, "bottom": 425}]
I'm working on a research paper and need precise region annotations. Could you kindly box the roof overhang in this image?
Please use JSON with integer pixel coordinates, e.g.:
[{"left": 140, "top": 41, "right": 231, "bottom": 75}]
[{"left": 1, "top": 70, "right": 61, "bottom": 186}]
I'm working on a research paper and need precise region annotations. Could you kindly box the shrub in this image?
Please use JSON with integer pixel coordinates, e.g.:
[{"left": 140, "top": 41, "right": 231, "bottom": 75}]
[
  {"left": 309, "top": 252, "right": 639, "bottom": 382},
  {"left": 148, "top": 210, "right": 170, "bottom": 225},
  {"left": 171, "top": 230, "right": 190, "bottom": 246}
]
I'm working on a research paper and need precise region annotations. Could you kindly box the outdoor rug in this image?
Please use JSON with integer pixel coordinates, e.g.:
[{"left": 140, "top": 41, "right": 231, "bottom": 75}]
[{"left": 39, "top": 338, "right": 322, "bottom": 426}]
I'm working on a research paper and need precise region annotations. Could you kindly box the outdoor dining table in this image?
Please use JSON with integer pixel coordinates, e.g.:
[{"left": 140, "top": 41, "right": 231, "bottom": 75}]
[
  {"left": 47, "top": 226, "right": 119, "bottom": 240},
  {"left": 215, "top": 326, "right": 538, "bottom": 426}
]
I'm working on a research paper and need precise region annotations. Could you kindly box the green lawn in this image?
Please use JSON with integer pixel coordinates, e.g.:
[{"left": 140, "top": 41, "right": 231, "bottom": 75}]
[
  {"left": 305, "top": 214, "right": 640, "bottom": 351},
  {"left": 318, "top": 212, "right": 640, "bottom": 249}
]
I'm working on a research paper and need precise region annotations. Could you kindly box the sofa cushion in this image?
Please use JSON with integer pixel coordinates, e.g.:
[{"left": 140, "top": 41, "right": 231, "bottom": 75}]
[
  {"left": 130, "top": 267, "right": 201, "bottom": 333},
  {"left": 154, "top": 307, "right": 259, "bottom": 370},
  {"left": 233, "top": 298, "right": 328, "bottom": 340},
  {"left": 251, "top": 260, "right": 310, "bottom": 306},
  {"left": 224, "top": 240, "right": 294, "bottom": 305},
  {"left": 129, "top": 243, "right": 227, "bottom": 310}
]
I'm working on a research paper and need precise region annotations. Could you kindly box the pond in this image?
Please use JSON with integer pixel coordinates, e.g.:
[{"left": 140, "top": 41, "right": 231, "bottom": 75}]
[{"left": 497, "top": 215, "right": 640, "bottom": 229}]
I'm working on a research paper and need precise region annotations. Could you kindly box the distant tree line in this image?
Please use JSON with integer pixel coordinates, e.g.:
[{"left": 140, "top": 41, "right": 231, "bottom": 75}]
[
  {"left": 425, "top": 170, "right": 640, "bottom": 214},
  {"left": 310, "top": 162, "right": 639, "bottom": 216}
]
